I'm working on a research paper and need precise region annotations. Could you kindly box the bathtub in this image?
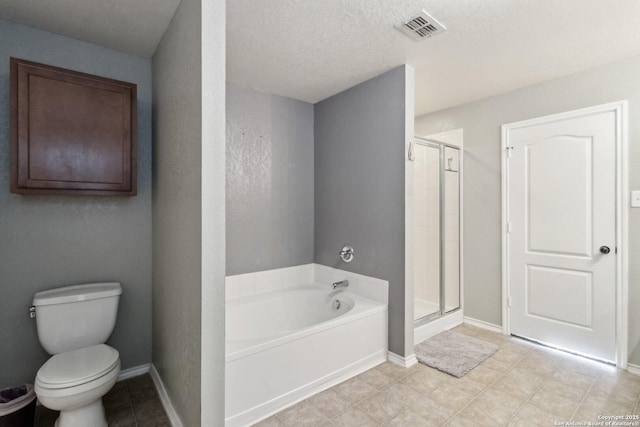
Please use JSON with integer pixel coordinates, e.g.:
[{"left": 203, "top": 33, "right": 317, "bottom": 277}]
[{"left": 225, "top": 283, "right": 388, "bottom": 426}]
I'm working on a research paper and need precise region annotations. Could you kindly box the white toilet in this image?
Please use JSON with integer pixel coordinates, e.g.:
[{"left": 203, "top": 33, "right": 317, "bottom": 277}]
[{"left": 32, "top": 282, "right": 122, "bottom": 427}]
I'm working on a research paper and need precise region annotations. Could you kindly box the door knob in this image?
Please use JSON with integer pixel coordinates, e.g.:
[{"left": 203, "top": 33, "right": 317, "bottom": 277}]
[{"left": 600, "top": 246, "right": 611, "bottom": 254}]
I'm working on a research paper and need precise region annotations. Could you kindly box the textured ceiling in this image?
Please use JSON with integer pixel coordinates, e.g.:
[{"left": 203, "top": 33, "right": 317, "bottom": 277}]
[
  {"left": 0, "top": 0, "right": 181, "bottom": 57},
  {"left": 227, "top": 0, "right": 640, "bottom": 116}
]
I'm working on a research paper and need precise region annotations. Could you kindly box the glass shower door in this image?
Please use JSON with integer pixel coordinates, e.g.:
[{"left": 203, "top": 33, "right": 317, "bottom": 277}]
[
  {"left": 413, "top": 143, "right": 441, "bottom": 320},
  {"left": 413, "top": 139, "right": 461, "bottom": 323}
]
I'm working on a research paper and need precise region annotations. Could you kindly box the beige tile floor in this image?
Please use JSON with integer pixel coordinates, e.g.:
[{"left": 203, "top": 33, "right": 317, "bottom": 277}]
[{"left": 254, "top": 324, "right": 640, "bottom": 426}]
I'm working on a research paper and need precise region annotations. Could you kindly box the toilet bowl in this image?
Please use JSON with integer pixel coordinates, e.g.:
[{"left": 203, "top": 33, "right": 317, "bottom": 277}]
[
  {"left": 35, "top": 345, "right": 120, "bottom": 427},
  {"left": 32, "top": 283, "right": 122, "bottom": 427}
]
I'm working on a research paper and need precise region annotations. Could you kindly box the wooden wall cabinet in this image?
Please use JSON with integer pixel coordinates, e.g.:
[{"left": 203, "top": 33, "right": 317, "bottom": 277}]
[{"left": 10, "top": 58, "right": 137, "bottom": 196}]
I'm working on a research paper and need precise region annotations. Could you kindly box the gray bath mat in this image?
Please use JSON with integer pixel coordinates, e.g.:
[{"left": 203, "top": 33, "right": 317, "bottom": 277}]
[{"left": 415, "top": 330, "right": 498, "bottom": 378}]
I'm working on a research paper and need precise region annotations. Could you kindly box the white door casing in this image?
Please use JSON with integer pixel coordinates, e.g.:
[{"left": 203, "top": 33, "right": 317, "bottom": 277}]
[{"left": 502, "top": 102, "right": 628, "bottom": 366}]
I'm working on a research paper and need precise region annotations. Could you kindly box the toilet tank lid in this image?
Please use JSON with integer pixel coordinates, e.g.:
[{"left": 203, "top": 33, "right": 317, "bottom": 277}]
[{"left": 33, "top": 282, "right": 122, "bottom": 306}]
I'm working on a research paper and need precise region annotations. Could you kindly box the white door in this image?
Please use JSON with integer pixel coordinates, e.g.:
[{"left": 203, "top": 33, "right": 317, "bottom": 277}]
[{"left": 505, "top": 107, "right": 617, "bottom": 362}]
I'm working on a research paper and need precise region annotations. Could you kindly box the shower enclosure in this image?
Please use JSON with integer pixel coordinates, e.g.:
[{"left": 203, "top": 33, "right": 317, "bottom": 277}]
[{"left": 411, "top": 136, "right": 461, "bottom": 323}]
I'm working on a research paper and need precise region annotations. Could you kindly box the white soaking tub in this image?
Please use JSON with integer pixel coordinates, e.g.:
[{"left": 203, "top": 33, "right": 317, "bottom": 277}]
[{"left": 225, "top": 284, "right": 388, "bottom": 426}]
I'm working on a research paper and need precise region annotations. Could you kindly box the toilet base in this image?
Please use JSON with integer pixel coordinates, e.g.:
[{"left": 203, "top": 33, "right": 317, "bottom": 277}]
[{"left": 54, "top": 399, "right": 107, "bottom": 427}]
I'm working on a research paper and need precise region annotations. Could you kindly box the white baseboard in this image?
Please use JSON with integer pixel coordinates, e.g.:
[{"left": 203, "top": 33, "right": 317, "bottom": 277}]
[
  {"left": 414, "top": 310, "right": 464, "bottom": 344},
  {"left": 149, "top": 364, "right": 184, "bottom": 427},
  {"left": 387, "top": 351, "right": 418, "bottom": 368},
  {"left": 627, "top": 363, "right": 640, "bottom": 377},
  {"left": 226, "top": 350, "right": 387, "bottom": 427},
  {"left": 118, "top": 363, "right": 150, "bottom": 382},
  {"left": 463, "top": 316, "right": 503, "bottom": 334}
]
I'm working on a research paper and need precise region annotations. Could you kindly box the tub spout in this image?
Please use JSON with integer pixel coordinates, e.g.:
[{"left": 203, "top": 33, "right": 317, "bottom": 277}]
[{"left": 332, "top": 280, "right": 349, "bottom": 290}]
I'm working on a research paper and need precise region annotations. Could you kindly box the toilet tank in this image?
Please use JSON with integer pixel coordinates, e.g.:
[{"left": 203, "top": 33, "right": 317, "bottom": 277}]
[{"left": 32, "top": 282, "right": 122, "bottom": 354}]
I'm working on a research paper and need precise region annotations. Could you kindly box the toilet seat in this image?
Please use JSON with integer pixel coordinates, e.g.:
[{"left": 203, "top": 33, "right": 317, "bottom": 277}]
[{"left": 36, "top": 344, "right": 119, "bottom": 390}]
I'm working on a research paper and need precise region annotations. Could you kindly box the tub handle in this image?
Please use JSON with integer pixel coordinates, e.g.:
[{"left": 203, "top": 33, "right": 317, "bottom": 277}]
[{"left": 339, "top": 245, "right": 354, "bottom": 263}]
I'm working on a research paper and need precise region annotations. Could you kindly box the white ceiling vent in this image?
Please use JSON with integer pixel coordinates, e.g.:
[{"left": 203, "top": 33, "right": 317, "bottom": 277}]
[{"left": 397, "top": 10, "right": 446, "bottom": 41}]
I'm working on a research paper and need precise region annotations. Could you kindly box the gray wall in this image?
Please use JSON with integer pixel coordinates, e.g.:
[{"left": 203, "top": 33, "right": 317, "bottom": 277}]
[
  {"left": 226, "top": 85, "right": 314, "bottom": 275},
  {"left": 315, "top": 66, "right": 409, "bottom": 355},
  {"left": 415, "top": 55, "right": 640, "bottom": 364},
  {"left": 153, "top": 0, "right": 228, "bottom": 424},
  {"left": 152, "top": 1, "right": 202, "bottom": 425},
  {"left": 0, "top": 18, "right": 152, "bottom": 388}
]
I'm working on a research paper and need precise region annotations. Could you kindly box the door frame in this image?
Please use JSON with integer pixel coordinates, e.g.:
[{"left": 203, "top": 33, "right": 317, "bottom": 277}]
[{"left": 501, "top": 101, "right": 628, "bottom": 368}]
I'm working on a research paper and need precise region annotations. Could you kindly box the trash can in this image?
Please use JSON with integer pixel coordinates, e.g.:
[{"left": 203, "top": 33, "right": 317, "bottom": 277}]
[{"left": 0, "top": 384, "right": 36, "bottom": 427}]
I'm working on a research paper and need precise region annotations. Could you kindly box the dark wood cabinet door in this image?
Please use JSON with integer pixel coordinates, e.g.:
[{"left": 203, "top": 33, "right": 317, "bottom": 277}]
[{"left": 10, "top": 58, "right": 137, "bottom": 196}]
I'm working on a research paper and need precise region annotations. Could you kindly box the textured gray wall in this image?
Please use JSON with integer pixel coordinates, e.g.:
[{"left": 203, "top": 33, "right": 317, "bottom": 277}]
[
  {"left": 226, "top": 85, "right": 314, "bottom": 275},
  {"left": 152, "top": 0, "right": 204, "bottom": 425},
  {"left": 0, "top": 18, "right": 152, "bottom": 388},
  {"left": 415, "top": 55, "right": 640, "bottom": 364},
  {"left": 315, "top": 67, "right": 408, "bottom": 355}
]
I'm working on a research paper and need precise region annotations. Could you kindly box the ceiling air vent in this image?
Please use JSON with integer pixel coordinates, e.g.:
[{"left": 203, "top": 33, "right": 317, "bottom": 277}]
[{"left": 397, "top": 10, "right": 446, "bottom": 41}]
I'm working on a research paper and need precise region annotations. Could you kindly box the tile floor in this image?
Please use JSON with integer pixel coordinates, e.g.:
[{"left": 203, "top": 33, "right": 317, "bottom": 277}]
[
  {"left": 255, "top": 324, "right": 640, "bottom": 426},
  {"left": 35, "top": 373, "right": 170, "bottom": 427}
]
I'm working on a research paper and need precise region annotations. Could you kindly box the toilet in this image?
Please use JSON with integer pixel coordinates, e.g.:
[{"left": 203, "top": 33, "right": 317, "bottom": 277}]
[{"left": 32, "top": 282, "right": 122, "bottom": 427}]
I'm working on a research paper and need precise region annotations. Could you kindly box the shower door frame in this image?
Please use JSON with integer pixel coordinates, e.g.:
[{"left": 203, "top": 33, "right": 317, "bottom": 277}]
[{"left": 412, "top": 136, "right": 463, "bottom": 327}]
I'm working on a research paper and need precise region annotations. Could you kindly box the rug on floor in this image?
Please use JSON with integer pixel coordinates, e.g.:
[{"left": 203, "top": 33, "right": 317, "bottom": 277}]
[{"left": 415, "top": 330, "right": 499, "bottom": 378}]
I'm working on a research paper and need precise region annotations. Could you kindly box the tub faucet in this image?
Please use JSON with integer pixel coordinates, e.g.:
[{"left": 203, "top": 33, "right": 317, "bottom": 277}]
[{"left": 332, "top": 280, "right": 349, "bottom": 290}]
